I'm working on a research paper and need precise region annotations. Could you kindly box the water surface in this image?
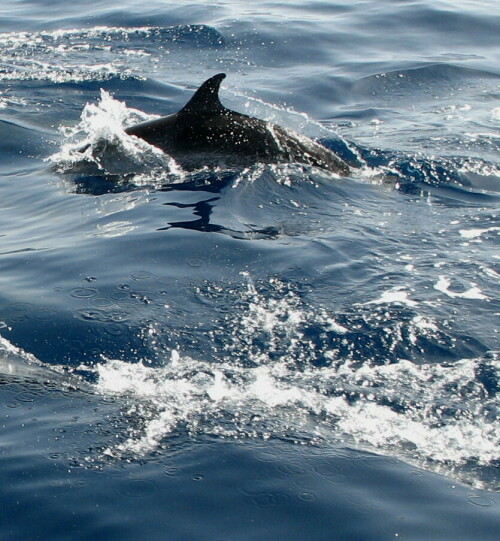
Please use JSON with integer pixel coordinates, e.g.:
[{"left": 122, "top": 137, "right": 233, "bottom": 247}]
[{"left": 0, "top": 1, "right": 499, "bottom": 539}]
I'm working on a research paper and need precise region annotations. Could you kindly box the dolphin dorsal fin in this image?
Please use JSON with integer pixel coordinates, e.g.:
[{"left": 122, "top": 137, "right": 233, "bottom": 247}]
[{"left": 180, "top": 73, "right": 227, "bottom": 114}]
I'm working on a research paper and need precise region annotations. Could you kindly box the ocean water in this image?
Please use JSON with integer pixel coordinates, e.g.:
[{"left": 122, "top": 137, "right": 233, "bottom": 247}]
[{"left": 0, "top": 0, "right": 499, "bottom": 539}]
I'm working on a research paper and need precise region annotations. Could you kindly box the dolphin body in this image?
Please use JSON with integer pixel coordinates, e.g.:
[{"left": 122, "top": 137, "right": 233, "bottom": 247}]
[{"left": 125, "top": 73, "right": 350, "bottom": 175}]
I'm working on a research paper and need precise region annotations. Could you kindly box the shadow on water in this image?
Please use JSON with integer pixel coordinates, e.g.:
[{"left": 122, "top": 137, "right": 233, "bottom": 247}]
[{"left": 159, "top": 196, "right": 223, "bottom": 233}]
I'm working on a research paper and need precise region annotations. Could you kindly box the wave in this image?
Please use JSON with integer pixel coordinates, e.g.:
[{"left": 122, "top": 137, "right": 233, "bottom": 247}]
[
  {"left": 0, "top": 25, "right": 224, "bottom": 84},
  {"left": 352, "top": 63, "right": 500, "bottom": 102}
]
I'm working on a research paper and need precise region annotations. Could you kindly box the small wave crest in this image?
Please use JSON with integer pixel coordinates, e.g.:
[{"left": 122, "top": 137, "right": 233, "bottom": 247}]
[{"left": 0, "top": 331, "right": 66, "bottom": 380}]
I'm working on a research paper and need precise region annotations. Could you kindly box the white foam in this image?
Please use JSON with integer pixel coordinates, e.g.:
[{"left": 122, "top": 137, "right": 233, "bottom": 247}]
[
  {"left": 459, "top": 226, "right": 500, "bottom": 239},
  {"left": 95, "top": 346, "right": 499, "bottom": 485},
  {"left": 364, "top": 287, "right": 418, "bottom": 307},
  {"left": 434, "top": 275, "right": 488, "bottom": 300}
]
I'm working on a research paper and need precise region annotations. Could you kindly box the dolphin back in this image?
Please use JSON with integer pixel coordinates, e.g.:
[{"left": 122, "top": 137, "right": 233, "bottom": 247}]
[{"left": 125, "top": 74, "right": 350, "bottom": 175}]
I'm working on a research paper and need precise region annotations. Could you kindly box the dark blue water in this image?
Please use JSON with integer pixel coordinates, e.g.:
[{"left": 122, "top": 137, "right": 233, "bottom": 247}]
[{"left": 1, "top": 1, "right": 499, "bottom": 539}]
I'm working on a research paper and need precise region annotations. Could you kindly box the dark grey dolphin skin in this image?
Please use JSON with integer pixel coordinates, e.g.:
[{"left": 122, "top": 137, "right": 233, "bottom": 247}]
[{"left": 125, "top": 73, "right": 350, "bottom": 175}]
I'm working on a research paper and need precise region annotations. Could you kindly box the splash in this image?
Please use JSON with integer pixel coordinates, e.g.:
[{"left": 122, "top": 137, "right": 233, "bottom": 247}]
[
  {"left": 94, "top": 276, "right": 499, "bottom": 489},
  {"left": 49, "top": 89, "right": 183, "bottom": 181}
]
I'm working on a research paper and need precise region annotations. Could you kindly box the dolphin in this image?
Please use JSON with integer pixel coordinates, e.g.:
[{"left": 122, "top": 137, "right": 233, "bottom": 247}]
[{"left": 124, "top": 73, "right": 350, "bottom": 175}]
